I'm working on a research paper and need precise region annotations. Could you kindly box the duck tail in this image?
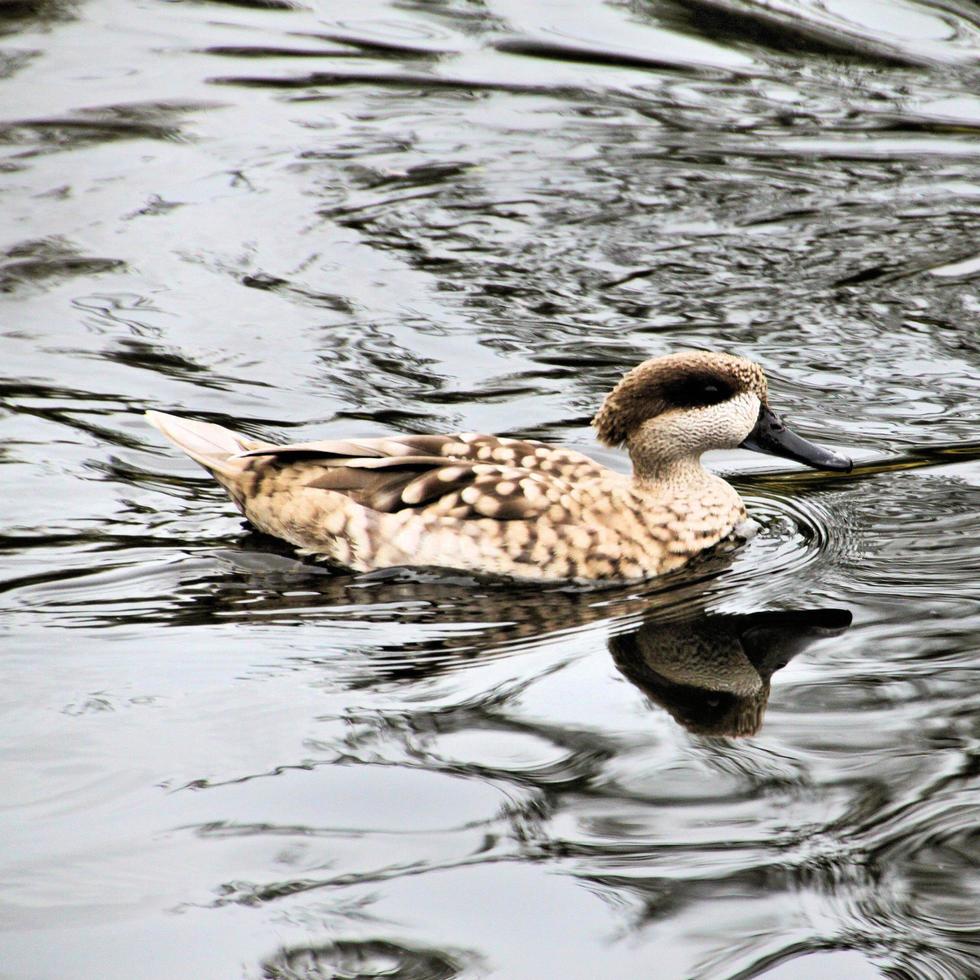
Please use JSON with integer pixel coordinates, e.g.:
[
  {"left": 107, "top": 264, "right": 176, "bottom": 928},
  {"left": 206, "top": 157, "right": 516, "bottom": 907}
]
[{"left": 145, "top": 411, "right": 260, "bottom": 478}]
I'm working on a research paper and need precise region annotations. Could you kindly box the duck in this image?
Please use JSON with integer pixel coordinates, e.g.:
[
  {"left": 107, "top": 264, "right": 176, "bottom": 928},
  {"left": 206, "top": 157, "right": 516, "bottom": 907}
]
[{"left": 146, "top": 351, "right": 851, "bottom": 583}]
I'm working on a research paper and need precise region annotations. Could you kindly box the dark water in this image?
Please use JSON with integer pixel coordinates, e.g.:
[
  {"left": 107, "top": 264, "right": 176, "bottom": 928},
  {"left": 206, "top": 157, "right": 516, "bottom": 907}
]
[{"left": 2, "top": 1, "right": 979, "bottom": 977}]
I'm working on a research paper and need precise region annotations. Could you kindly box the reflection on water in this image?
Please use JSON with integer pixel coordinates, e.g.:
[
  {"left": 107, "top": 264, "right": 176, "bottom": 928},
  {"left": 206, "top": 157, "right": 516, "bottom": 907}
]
[
  {"left": 1, "top": 0, "right": 979, "bottom": 977},
  {"left": 611, "top": 607, "right": 852, "bottom": 736}
]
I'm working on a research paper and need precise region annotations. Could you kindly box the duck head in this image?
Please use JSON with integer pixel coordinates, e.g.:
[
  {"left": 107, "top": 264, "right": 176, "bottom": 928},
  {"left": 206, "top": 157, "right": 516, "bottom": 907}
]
[{"left": 592, "top": 351, "right": 852, "bottom": 475}]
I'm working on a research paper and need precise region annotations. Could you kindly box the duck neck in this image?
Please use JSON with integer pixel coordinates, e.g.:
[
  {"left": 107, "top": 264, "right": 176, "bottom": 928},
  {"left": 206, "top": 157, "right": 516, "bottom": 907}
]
[{"left": 629, "top": 452, "right": 708, "bottom": 490}]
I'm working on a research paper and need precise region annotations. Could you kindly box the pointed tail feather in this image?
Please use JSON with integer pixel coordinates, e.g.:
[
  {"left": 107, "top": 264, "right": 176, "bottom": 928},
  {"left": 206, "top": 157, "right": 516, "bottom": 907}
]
[{"left": 145, "top": 410, "right": 262, "bottom": 476}]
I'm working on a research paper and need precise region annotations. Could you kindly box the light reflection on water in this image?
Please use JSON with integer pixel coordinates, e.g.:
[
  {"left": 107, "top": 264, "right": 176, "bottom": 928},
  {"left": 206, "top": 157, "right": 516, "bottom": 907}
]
[{"left": 1, "top": 0, "right": 978, "bottom": 977}]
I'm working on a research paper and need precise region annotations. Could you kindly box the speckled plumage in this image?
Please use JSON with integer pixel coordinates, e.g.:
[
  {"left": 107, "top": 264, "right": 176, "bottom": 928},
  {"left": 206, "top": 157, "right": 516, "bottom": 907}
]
[{"left": 145, "top": 352, "right": 814, "bottom": 583}]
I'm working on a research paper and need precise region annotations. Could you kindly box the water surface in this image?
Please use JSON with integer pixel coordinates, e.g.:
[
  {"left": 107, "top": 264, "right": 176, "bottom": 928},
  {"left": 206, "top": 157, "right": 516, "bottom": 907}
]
[{"left": 1, "top": 1, "right": 979, "bottom": 977}]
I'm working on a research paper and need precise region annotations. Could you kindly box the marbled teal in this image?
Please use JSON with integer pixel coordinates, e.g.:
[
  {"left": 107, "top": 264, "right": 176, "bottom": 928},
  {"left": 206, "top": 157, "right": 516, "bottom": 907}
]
[{"left": 146, "top": 351, "right": 851, "bottom": 582}]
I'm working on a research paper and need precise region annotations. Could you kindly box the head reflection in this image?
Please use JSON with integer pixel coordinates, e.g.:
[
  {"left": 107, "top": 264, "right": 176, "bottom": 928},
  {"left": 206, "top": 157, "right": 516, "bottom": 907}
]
[{"left": 609, "top": 608, "right": 852, "bottom": 737}]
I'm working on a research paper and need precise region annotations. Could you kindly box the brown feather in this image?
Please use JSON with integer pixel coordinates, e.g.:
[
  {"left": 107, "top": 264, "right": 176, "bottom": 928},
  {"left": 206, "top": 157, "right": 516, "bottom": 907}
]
[
  {"left": 238, "top": 439, "right": 387, "bottom": 459},
  {"left": 302, "top": 458, "right": 574, "bottom": 520},
  {"left": 234, "top": 433, "right": 602, "bottom": 521}
]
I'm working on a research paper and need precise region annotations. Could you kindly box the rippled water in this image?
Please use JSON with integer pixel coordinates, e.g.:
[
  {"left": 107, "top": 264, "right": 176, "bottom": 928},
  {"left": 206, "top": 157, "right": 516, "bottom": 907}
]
[{"left": 2, "top": 1, "right": 979, "bottom": 977}]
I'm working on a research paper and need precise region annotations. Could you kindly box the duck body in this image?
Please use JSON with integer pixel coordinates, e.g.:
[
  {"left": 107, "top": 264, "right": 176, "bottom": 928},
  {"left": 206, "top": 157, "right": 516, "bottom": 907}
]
[{"left": 147, "top": 352, "right": 850, "bottom": 583}]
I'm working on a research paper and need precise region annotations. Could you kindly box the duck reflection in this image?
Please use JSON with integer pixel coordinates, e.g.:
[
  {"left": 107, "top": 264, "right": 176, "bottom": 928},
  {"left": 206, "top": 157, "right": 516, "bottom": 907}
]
[
  {"left": 125, "top": 530, "right": 850, "bottom": 738},
  {"left": 610, "top": 608, "right": 852, "bottom": 737}
]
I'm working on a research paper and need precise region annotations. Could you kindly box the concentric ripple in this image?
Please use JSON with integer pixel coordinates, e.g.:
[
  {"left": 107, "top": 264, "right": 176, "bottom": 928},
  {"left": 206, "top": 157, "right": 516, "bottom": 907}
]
[{"left": 257, "top": 939, "right": 470, "bottom": 980}]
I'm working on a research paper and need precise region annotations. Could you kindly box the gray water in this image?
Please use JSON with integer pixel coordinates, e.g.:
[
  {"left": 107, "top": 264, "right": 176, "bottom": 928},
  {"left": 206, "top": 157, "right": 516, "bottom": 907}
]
[{"left": 2, "top": 1, "right": 979, "bottom": 978}]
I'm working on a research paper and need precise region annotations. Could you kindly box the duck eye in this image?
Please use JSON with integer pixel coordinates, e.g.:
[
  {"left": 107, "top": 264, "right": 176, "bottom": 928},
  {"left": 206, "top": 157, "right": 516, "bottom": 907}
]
[{"left": 664, "top": 377, "right": 733, "bottom": 407}]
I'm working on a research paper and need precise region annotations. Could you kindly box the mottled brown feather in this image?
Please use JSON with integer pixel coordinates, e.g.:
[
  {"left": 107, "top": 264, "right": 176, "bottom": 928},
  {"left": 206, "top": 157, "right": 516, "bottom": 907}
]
[{"left": 240, "top": 433, "right": 600, "bottom": 521}]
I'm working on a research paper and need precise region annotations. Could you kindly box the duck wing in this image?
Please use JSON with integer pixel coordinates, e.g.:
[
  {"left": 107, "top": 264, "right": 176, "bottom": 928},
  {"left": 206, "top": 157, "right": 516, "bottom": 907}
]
[{"left": 236, "top": 433, "right": 606, "bottom": 521}]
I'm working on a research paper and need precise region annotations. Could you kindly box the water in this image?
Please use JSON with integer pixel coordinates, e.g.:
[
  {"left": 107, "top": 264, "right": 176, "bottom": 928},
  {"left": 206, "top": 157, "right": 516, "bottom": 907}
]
[{"left": 1, "top": 1, "right": 978, "bottom": 977}]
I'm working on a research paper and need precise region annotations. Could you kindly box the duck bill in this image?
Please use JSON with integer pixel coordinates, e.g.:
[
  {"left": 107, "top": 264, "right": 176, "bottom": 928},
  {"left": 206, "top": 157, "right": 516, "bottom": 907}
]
[{"left": 741, "top": 405, "right": 852, "bottom": 472}]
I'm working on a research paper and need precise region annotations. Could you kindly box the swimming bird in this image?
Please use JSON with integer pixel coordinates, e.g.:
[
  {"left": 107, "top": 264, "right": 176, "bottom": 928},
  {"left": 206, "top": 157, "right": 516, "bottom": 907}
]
[{"left": 146, "top": 351, "right": 851, "bottom": 582}]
